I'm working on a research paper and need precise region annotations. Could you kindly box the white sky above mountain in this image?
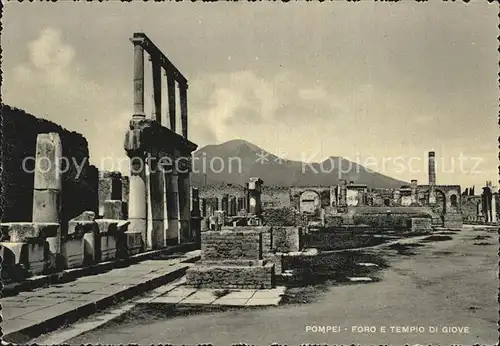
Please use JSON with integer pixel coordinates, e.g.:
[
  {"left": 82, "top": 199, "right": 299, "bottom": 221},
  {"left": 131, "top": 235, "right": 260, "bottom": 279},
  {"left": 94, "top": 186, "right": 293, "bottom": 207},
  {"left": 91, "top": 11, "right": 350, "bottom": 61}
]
[{"left": 2, "top": 2, "right": 498, "bottom": 188}]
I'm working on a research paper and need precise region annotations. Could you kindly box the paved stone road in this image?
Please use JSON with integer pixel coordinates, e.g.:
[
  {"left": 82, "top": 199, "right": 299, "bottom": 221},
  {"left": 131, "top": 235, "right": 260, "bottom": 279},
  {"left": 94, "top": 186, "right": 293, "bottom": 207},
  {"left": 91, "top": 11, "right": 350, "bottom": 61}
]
[
  {"left": 63, "top": 227, "right": 498, "bottom": 345},
  {"left": 1, "top": 251, "right": 199, "bottom": 343}
]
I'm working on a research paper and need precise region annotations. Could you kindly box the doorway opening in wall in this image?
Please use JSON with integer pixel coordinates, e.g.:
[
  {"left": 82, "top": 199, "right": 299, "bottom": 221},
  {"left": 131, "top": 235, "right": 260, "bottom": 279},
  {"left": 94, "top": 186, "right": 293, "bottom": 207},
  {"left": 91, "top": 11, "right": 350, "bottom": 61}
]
[{"left": 450, "top": 195, "right": 458, "bottom": 208}]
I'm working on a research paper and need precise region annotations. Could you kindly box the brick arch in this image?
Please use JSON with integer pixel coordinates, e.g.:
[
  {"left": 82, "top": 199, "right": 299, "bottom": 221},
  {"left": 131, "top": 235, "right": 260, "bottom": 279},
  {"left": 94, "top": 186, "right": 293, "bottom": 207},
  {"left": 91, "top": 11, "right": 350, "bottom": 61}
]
[{"left": 299, "top": 190, "right": 321, "bottom": 214}]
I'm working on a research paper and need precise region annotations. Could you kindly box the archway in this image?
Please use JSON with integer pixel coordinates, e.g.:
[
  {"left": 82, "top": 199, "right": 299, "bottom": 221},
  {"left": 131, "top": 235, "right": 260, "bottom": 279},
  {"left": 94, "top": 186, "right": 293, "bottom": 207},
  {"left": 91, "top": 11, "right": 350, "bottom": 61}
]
[{"left": 299, "top": 190, "right": 321, "bottom": 214}]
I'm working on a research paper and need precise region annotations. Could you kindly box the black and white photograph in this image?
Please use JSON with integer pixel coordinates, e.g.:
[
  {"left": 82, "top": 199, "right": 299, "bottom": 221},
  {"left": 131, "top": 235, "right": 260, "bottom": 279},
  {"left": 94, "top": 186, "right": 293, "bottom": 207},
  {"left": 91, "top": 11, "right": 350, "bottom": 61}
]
[{"left": 0, "top": 1, "right": 498, "bottom": 345}]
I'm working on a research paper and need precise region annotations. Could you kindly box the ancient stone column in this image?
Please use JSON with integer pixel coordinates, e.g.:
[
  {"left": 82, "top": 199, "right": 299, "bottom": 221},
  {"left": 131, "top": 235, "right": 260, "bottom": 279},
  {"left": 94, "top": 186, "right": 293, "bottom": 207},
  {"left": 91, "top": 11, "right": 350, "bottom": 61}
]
[
  {"left": 229, "top": 196, "right": 237, "bottom": 216},
  {"left": 125, "top": 36, "right": 148, "bottom": 251},
  {"left": 179, "top": 82, "right": 188, "bottom": 139},
  {"left": 428, "top": 151, "right": 436, "bottom": 204},
  {"left": 128, "top": 156, "right": 148, "bottom": 247},
  {"left": 132, "top": 38, "right": 145, "bottom": 117},
  {"left": 247, "top": 177, "right": 263, "bottom": 216},
  {"left": 410, "top": 179, "right": 418, "bottom": 205},
  {"left": 492, "top": 194, "right": 497, "bottom": 223},
  {"left": 221, "top": 194, "right": 229, "bottom": 214},
  {"left": 147, "top": 157, "right": 166, "bottom": 249},
  {"left": 339, "top": 181, "right": 348, "bottom": 207},
  {"left": 165, "top": 163, "right": 180, "bottom": 245},
  {"left": 237, "top": 197, "right": 244, "bottom": 213},
  {"left": 166, "top": 72, "right": 176, "bottom": 132},
  {"left": 178, "top": 171, "right": 192, "bottom": 243},
  {"left": 200, "top": 198, "right": 207, "bottom": 217},
  {"left": 32, "top": 133, "right": 62, "bottom": 261},
  {"left": 191, "top": 187, "right": 201, "bottom": 246},
  {"left": 152, "top": 59, "right": 162, "bottom": 123}
]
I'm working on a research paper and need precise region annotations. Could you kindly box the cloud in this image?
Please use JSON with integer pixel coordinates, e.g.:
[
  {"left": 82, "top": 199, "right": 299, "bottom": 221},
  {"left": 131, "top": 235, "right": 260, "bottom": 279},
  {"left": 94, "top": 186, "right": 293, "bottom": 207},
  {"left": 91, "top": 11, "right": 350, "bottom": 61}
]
[
  {"left": 189, "top": 70, "right": 348, "bottom": 146},
  {"left": 6, "top": 27, "right": 130, "bottom": 172}
]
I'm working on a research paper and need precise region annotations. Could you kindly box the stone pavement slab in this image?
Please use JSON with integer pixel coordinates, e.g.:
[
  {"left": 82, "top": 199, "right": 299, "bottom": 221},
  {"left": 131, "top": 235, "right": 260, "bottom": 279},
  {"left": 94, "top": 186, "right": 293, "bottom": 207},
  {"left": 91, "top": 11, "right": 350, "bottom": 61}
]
[
  {"left": 251, "top": 287, "right": 286, "bottom": 298},
  {"left": 1, "top": 250, "right": 200, "bottom": 344},
  {"left": 164, "top": 286, "right": 197, "bottom": 297},
  {"left": 148, "top": 296, "right": 185, "bottom": 304},
  {"left": 245, "top": 297, "right": 282, "bottom": 306},
  {"left": 222, "top": 290, "right": 256, "bottom": 299},
  {"left": 212, "top": 296, "right": 251, "bottom": 306},
  {"left": 180, "top": 290, "right": 217, "bottom": 304}
]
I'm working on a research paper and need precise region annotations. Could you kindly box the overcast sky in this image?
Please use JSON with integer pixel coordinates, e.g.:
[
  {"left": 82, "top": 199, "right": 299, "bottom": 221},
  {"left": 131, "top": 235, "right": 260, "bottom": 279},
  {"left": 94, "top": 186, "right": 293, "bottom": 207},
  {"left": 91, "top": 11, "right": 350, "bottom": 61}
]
[{"left": 3, "top": 2, "right": 498, "bottom": 188}]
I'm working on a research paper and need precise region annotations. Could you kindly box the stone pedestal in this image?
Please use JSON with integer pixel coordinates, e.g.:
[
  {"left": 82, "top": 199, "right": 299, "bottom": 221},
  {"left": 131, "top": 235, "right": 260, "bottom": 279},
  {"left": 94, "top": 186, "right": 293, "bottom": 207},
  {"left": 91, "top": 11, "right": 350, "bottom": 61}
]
[
  {"left": 0, "top": 222, "right": 59, "bottom": 277},
  {"left": 95, "top": 220, "right": 130, "bottom": 262},
  {"left": 63, "top": 211, "right": 98, "bottom": 269},
  {"left": 185, "top": 227, "right": 275, "bottom": 289}
]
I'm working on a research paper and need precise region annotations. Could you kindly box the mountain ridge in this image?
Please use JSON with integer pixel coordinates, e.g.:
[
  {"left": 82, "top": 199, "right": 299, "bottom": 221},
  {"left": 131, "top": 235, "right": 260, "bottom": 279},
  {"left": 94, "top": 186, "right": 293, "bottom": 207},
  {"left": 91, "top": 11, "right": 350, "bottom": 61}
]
[{"left": 191, "top": 139, "right": 408, "bottom": 188}]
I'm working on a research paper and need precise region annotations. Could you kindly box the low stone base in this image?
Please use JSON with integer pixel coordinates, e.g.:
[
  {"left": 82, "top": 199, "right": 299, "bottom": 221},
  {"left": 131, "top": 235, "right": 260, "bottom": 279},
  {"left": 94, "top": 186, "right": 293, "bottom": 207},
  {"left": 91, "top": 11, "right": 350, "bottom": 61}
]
[
  {"left": 410, "top": 217, "right": 432, "bottom": 233},
  {"left": 443, "top": 214, "right": 463, "bottom": 229},
  {"left": 61, "top": 238, "right": 85, "bottom": 269},
  {"left": 125, "top": 231, "right": 143, "bottom": 256},
  {"left": 185, "top": 262, "right": 275, "bottom": 289},
  {"left": 0, "top": 241, "right": 48, "bottom": 276},
  {"left": 101, "top": 235, "right": 117, "bottom": 262}
]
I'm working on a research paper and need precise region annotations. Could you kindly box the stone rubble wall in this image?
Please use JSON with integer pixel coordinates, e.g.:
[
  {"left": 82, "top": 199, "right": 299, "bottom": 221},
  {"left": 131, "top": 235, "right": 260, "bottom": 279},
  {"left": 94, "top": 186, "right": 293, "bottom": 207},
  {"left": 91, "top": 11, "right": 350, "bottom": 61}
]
[{"left": 185, "top": 263, "right": 274, "bottom": 289}]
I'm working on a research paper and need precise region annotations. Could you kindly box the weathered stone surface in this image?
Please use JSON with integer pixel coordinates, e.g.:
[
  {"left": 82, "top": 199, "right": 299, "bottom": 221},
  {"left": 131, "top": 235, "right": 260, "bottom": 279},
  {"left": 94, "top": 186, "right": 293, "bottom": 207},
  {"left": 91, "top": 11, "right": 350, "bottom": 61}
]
[
  {"left": 33, "top": 133, "right": 62, "bottom": 191},
  {"left": 0, "top": 241, "right": 48, "bottom": 276},
  {"left": 410, "top": 217, "right": 432, "bottom": 233},
  {"left": 70, "top": 211, "right": 96, "bottom": 222},
  {"left": 201, "top": 229, "right": 262, "bottom": 261},
  {"left": 103, "top": 200, "right": 126, "bottom": 220},
  {"left": 32, "top": 190, "right": 60, "bottom": 223},
  {"left": 83, "top": 232, "right": 99, "bottom": 264},
  {"left": 61, "top": 238, "right": 85, "bottom": 269},
  {"left": 125, "top": 230, "right": 143, "bottom": 256},
  {"left": 1, "top": 222, "right": 59, "bottom": 242},
  {"left": 185, "top": 263, "right": 274, "bottom": 289},
  {"left": 272, "top": 226, "right": 302, "bottom": 252},
  {"left": 443, "top": 213, "right": 463, "bottom": 229}
]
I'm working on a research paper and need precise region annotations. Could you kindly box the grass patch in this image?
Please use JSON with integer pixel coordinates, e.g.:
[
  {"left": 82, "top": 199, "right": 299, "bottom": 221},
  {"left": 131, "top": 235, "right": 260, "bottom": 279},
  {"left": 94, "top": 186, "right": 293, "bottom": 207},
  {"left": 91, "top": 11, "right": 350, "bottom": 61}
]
[
  {"left": 213, "top": 289, "right": 231, "bottom": 298},
  {"left": 433, "top": 251, "right": 453, "bottom": 256},
  {"left": 472, "top": 235, "right": 491, "bottom": 240},
  {"left": 387, "top": 243, "right": 423, "bottom": 256},
  {"left": 420, "top": 235, "right": 453, "bottom": 242},
  {"left": 280, "top": 283, "right": 330, "bottom": 305}
]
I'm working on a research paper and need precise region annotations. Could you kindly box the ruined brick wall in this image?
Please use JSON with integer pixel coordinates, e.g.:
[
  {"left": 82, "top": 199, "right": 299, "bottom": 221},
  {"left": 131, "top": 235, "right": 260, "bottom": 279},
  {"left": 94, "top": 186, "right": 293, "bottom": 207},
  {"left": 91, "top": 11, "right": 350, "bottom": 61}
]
[
  {"left": 199, "top": 184, "right": 246, "bottom": 199},
  {"left": 262, "top": 186, "right": 291, "bottom": 208},
  {"left": 262, "top": 206, "right": 300, "bottom": 226},
  {"left": 352, "top": 213, "right": 431, "bottom": 230},
  {"left": 461, "top": 196, "right": 481, "bottom": 222},
  {"left": 272, "top": 226, "right": 302, "bottom": 252},
  {"left": 1, "top": 105, "right": 98, "bottom": 226}
]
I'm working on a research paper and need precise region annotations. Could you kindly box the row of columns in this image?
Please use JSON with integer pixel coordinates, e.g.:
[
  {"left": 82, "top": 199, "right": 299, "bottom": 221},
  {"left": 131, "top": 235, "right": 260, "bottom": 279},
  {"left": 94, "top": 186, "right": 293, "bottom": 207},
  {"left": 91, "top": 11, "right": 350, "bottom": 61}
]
[
  {"left": 127, "top": 35, "right": 193, "bottom": 249},
  {"left": 198, "top": 196, "right": 248, "bottom": 218}
]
